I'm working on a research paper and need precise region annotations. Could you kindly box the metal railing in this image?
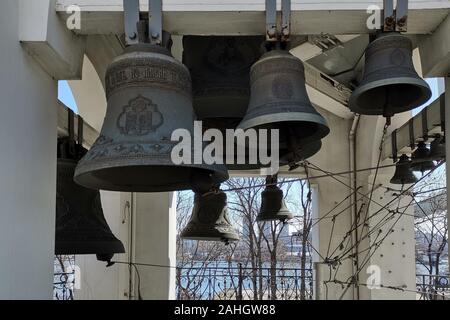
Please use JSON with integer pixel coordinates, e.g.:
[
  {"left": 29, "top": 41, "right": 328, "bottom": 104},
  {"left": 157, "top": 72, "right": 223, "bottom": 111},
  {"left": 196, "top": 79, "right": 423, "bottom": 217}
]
[
  {"left": 176, "top": 265, "right": 314, "bottom": 300},
  {"left": 416, "top": 274, "right": 450, "bottom": 300}
]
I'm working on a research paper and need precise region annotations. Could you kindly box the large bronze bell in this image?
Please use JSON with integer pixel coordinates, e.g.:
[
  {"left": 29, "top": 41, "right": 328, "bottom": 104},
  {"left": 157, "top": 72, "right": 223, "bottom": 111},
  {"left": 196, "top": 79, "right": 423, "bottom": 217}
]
[
  {"left": 183, "top": 36, "right": 268, "bottom": 171},
  {"left": 237, "top": 49, "right": 329, "bottom": 160},
  {"left": 350, "top": 32, "right": 431, "bottom": 116},
  {"left": 180, "top": 190, "right": 239, "bottom": 244},
  {"left": 74, "top": 44, "right": 228, "bottom": 192},
  {"left": 411, "top": 141, "right": 435, "bottom": 173},
  {"left": 183, "top": 36, "right": 263, "bottom": 131},
  {"left": 390, "top": 154, "right": 417, "bottom": 185},
  {"left": 429, "top": 134, "right": 446, "bottom": 161},
  {"left": 56, "top": 138, "right": 125, "bottom": 263},
  {"left": 257, "top": 176, "right": 294, "bottom": 222}
]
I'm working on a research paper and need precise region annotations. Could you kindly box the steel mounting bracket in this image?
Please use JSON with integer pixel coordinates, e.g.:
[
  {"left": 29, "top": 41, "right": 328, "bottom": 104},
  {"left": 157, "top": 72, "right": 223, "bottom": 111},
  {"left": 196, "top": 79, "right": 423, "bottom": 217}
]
[
  {"left": 265, "top": 0, "right": 291, "bottom": 43},
  {"left": 123, "top": 0, "right": 163, "bottom": 46},
  {"left": 383, "top": 0, "right": 409, "bottom": 32}
]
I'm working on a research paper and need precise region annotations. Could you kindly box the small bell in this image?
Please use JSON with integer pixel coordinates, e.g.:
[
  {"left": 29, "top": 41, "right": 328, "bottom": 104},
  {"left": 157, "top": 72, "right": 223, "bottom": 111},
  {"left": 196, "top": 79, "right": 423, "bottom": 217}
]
[
  {"left": 390, "top": 154, "right": 417, "bottom": 185},
  {"left": 257, "top": 176, "right": 294, "bottom": 222},
  {"left": 55, "top": 138, "right": 125, "bottom": 264},
  {"left": 429, "top": 134, "right": 446, "bottom": 161},
  {"left": 350, "top": 32, "right": 431, "bottom": 116},
  {"left": 181, "top": 189, "right": 239, "bottom": 244},
  {"left": 238, "top": 48, "right": 329, "bottom": 160},
  {"left": 410, "top": 141, "right": 435, "bottom": 173}
]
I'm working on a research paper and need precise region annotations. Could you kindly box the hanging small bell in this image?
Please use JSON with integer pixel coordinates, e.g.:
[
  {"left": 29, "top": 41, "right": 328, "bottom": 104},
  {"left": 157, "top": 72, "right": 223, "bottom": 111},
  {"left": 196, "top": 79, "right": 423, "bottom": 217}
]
[
  {"left": 350, "top": 32, "right": 431, "bottom": 116},
  {"left": 74, "top": 43, "right": 228, "bottom": 192},
  {"left": 390, "top": 154, "right": 417, "bottom": 185},
  {"left": 181, "top": 189, "right": 239, "bottom": 244},
  {"left": 257, "top": 176, "right": 294, "bottom": 222},
  {"left": 237, "top": 48, "right": 330, "bottom": 159},
  {"left": 429, "top": 134, "right": 446, "bottom": 161},
  {"left": 55, "top": 138, "right": 125, "bottom": 264},
  {"left": 411, "top": 141, "right": 435, "bottom": 173}
]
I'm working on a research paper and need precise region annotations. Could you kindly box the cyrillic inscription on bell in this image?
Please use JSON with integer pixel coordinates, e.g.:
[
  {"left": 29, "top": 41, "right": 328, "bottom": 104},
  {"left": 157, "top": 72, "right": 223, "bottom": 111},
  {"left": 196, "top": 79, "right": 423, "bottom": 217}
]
[{"left": 74, "top": 44, "right": 228, "bottom": 192}]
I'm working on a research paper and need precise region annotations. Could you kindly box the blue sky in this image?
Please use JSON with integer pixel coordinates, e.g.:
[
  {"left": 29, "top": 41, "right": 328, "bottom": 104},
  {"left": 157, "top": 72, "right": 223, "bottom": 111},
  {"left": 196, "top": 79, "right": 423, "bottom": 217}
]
[{"left": 58, "top": 81, "right": 78, "bottom": 113}]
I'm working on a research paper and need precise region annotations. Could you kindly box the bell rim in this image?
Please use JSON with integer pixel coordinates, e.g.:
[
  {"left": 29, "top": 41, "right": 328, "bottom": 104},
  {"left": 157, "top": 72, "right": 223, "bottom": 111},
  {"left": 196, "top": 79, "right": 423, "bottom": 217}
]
[
  {"left": 74, "top": 162, "right": 229, "bottom": 192},
  {"left": 237, "top": 111, "right": 330, "bottom": 143},
  {"left": 180, "top": 234, "right": 240, "bottom": 242},
  {"left": 349, "top": 77, "right": 432, "bottom": 115},
  {"left": 55, "top": 240, "right": 125, "bottom": 255},
  {"left": 389, "top": 178, "right": 418, "bottom": 185},
  {"left": 256, "top": 213, "right": 294, "bottom": 222}
]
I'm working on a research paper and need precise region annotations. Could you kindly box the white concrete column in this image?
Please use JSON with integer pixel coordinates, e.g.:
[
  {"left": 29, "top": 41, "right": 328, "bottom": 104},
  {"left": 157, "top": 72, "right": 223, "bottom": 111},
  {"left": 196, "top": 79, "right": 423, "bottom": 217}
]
[
  {"left": 309, "top": 108, "right": 354, "bottom": 300},
  {"left": 131, "top": 192, "right": 177, "bottom": 300},
  {"left": 363, "top": 169, "right": 416, "bottom": 300},
  {"left": 0, "top": 1, "right": 58, "bottom": 299},
  {"left": 74, "top": 192, "right": 130, "bottom": 300}
]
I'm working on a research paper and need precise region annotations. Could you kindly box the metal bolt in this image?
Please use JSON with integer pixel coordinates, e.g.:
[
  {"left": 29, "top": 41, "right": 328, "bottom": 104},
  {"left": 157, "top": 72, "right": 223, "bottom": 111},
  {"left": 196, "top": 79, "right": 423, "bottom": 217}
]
[
  {"left": 128, "top": 32, "right": 137, "bottom": 40},
  {"left": 151, "top": 32, "right": 159, "bottom": 39},
  {"left": 267, "top": 28, "right": 276, "bottom": 38}
]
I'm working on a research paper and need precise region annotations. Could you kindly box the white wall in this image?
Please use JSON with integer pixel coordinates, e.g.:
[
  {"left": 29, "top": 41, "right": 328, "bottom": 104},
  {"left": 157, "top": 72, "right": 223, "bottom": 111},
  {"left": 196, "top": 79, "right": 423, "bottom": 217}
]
[
  {"left": 74, "top": 192, "right": 130, "bottom": 300},
  {"left": 0, "top": 0, "right": 57, "bottom": 299}
]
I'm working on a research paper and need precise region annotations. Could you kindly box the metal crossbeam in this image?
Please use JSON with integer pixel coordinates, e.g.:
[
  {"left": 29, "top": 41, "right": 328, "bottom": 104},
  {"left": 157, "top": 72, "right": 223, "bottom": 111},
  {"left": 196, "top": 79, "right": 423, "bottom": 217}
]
[
  {"left": 383, "top": 0, "right": 409, "bottom": 32},
  {"left": 124, "top": 0, "right": 140, "bottom": 45},
  {"left": 149, "top": 0, "right": 163, "bottom": 45},
  {"left": 265, "top": 0, "right": 277, "bottom": 41}
]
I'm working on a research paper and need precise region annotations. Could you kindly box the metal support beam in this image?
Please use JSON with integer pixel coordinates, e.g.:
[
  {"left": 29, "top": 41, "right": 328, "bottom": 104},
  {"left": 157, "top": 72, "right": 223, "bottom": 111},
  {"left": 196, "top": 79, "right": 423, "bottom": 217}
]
[
  {"left": 281, "top": 0, "right": 291, "bottom": 43},
  {"left": 383, "top": 0, "right": 395, "bottom": 31},
  {"left": 123, "top": 0, "right": 140, "bottom": 45},
  {"left": 383, "top": 0, "right": 409, "bottom": 32},
  {"left": 265, "top": 0, "right": 277, "bottom": 41},
  {"left": 57, "top": 101, "right": 99, "bottom": 148},
  {"left": 149, "top": 0, "right": 163, "bottom": 45},
  {"left": 381, "top": 94, "right": 445, "bottom": 161},
  {"left": 56, "top": 1, "right": 449, "bottom": 36},
  {"left": 396, "top": 0, "right": 409, "bottom": 32}
]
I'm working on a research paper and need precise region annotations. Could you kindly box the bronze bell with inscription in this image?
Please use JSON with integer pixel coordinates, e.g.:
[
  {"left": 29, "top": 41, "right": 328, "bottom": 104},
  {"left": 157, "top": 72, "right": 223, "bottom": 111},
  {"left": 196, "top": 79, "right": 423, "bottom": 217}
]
[
  {"left": 181, "top": 189, "right": 239, "bottom": 244},
  {"left": 56, "top": 138, "right": 125, "bottom": 264},
  {"left": 237, "top": 49, "right": 329, "bottom": 163},
  {"left": 349, "top": 32, "right": 431, "bottom": 117},
  {"left": 74, "top": 44, "right": 228, "bottom": 192}
]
